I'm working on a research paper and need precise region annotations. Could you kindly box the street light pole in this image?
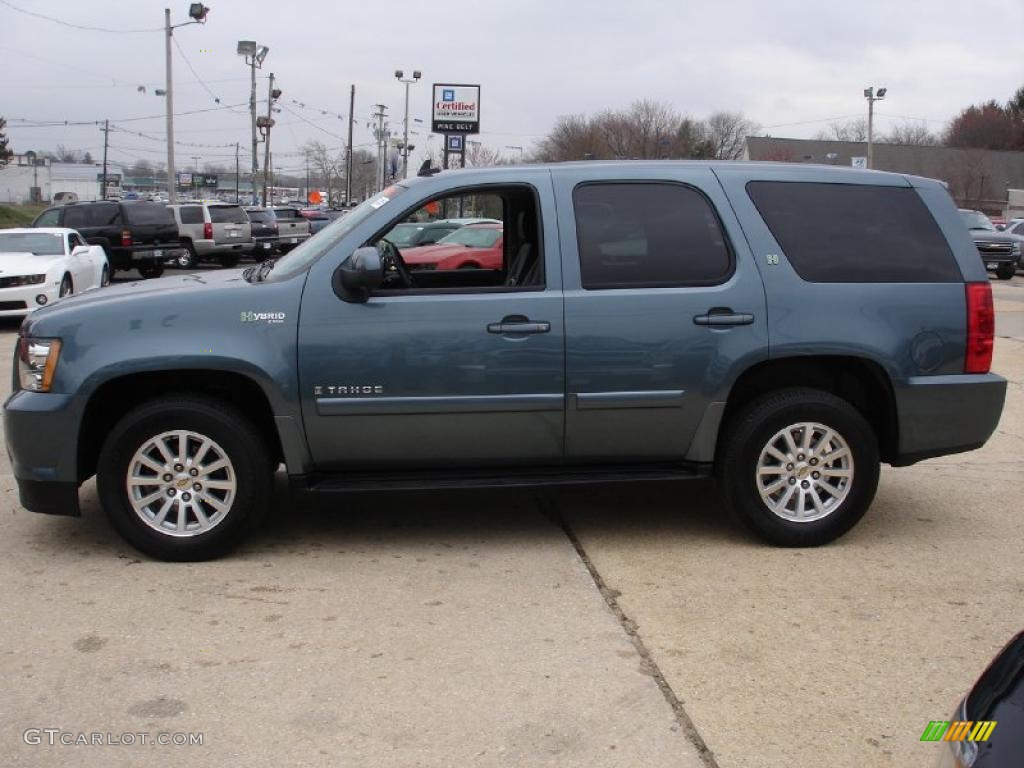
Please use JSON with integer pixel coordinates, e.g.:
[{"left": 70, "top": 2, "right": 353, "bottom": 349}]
[
  {"left": 164, "top": 5, "right": 209, "bottom": 204},
  {"left": 864, "top": 86, "right": 887, "bottom": 170},
  {"left": 164, "top": 9, "right": 176, "bottom": 203},
  {"left": 394, "top": 70, "right": 421, "bottom": 179},
  {"left": 238, "top": 41, "right": 269, "bottom": 205},
  {"left": 262, "top": 73, "right": 275, "bottom": 206}
]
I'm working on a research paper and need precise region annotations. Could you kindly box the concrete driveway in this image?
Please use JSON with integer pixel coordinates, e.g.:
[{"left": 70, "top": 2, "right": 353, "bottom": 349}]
[{"left": 0, "top": 272, "right": 1021, "bottom": 767}]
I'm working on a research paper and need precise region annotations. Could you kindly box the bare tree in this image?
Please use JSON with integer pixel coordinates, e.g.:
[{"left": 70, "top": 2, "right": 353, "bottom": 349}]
[
  {"left": 55, "top": 144, "right": 80, "bottom": 163},
  {"left": 465, "top": 142, "right": 504, "bottom": 168},
  {"left": 302, "top": 140, "right": 346, "bottom": 205},
  {"left": 884, "top": 120, "right": 938, "bottom": 146},
  {"left": 705, "top": 111, "right": 761, "bottom": 160},
  {"left": 812, "top": 118, "right": 869, "bottom": 143},
  {"left": 533, "top": 114, "right": 605, "bottom": 162}
]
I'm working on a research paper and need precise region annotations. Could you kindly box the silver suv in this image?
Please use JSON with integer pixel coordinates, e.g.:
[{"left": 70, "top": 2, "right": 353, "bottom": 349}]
[{"left": 167, "top": 203, "right": 255, "bottom": 268}]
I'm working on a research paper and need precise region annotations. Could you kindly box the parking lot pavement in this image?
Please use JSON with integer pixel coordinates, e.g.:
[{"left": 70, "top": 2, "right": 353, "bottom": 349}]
[
  {"left": 557, "top": 332, "right": 1024, "bottom": 768},
  {"left": 994, "top": 274, "right": 1024, "bottom": 340},
  {"left": 0, "top": 327, "right": 706, "bottom": 767},
  {"left": 1, "top": 276, "right": 1021, "bottom": 768}
]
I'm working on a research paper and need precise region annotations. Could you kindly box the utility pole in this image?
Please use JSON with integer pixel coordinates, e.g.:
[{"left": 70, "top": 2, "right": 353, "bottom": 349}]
[
  {"left": 234, "top": 142, "right": 240, "bottom": 203},
  {"left": 164, "top": 8, "right": 176, "bottom": 204},
  {"left": 100, "top": 120, "right": 110, "bottom": 200},
  {"left": 346, "top": 84, "right": 355, "bottom": 204},
  {"left": 394, "top": 70, "right": 421, "bottom": 179},
  {"left": 262, "top": 73, "right": 275, "bottom": 207},
  {"left": 864, "top": 86, "right": 887, "bottom": 170},
  {"left": 372, "top": 104, "right": 388, "bottom": 193}
]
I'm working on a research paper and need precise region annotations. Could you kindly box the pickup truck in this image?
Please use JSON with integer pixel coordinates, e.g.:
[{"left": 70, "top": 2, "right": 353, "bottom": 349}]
[
  {"left": 5, "top": 162, "right": 1007, "bottom": 561},
  {"left": 271, "top": 207, "right": 311, "bottom": 252},
  {"left": 31, "top": 200, "right": 180, "bottom": 279}
]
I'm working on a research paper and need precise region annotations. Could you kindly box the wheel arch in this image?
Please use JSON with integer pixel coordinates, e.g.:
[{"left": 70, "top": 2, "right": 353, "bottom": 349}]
[
  {"left": 77, "top": 369, "right": 287, "bottom": 483},
  {"left": 713, "top": 355, "right": 899, "bottom": 464}
]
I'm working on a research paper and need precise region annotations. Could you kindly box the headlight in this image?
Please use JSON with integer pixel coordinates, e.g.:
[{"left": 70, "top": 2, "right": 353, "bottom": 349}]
[
  {"left": 17, "top": 337, "right": 62, "bottom": 392},
  {"left": 0, "top": 274, "right": 46, "bottom": 288},
  {"left": 1013, "top": 241, "right": 1021, "bottom": 256}
]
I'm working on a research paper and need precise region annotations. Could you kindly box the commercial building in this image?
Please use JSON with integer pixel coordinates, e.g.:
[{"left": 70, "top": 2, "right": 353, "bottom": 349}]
[{"left": 0, "top": 153, "right": 123, "bottom": 204}]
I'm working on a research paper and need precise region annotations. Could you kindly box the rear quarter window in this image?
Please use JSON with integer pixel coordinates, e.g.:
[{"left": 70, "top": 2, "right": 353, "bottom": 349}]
[
  {"left": 179, "top": 206, "right": 203, "bottom": 224},
  {"left": 746, "top": 181, "right": 961, "bottom": 283},
  {"left": 122, "top": 203, "right": 174, "bottom": 226}
]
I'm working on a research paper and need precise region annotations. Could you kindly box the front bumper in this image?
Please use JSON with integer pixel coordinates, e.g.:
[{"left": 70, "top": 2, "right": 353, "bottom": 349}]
[
  {"left": 0, "top": 283, "right": 60, "bottom": 317},
  {"left": 3, "top": 390, "right": 87, "bottom": 515},
  {"left": 892, "top": 373, "right": 1007, "bottom": 465}
]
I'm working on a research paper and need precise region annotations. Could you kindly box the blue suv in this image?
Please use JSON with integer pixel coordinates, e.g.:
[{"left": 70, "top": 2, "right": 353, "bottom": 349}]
[{"left": 5, "top": 162, "right": 1007, "bottom": 560}]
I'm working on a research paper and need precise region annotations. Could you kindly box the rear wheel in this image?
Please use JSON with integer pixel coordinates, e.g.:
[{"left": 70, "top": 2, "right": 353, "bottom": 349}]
[
  {"left": 177, "top": 244, "right": 198, "bottom": 269},
  {"left": 97, "top": 396, "right": 272, "bottom": 561},
  {"left": 718, "top": 387, "right": 880, "bottom": 546},
  {"left": 996, "top": 263, "right": 1015, "bottom": 280},
  {"left": 138, "top": 265, "right": 164, "bottom": 279}
]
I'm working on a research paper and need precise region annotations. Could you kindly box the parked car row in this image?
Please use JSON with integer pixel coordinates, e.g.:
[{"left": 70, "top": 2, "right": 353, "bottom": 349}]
[{"left": 959, "top": 209, "right": 1023, "bottom": 279}]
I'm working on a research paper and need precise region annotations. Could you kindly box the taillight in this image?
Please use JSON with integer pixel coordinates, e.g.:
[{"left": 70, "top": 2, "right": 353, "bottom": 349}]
[
  {"left": 120, "top": 229, "right": 131, "bottom": 247},
  {"left": 203, "top": 222, "right": 213, "bottom": 240},
  {"left": 965, "top": 282, "right": 994, "bottom": 374}
]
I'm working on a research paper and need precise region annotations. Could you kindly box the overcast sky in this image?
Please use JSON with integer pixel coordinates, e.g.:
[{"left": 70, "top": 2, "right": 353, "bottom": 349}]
[{"left": 2, "top": 0, "right": 1022, "bottom": 175}]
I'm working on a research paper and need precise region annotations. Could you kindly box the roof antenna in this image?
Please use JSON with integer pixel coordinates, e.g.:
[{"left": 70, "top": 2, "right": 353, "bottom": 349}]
[{"left": 418, "top": 159, "right": 441, "bottom": 177}]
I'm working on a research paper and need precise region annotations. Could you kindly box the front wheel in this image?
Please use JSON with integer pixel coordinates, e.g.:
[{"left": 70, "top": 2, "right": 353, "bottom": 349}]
[
  {"left": 97, "top": 396, "right": 273, "bottom": 561},
  {"left": 58, "top": 274, "right": 73, "bottom": 297},
  {"left": 100, "top": 265, "right": 110, "bottom": 287},
  {"left": 996, "top": 263, "right": 1015, "bottom": 280},
  {"left": 718, "top": 387, "right": 880, "bottom": 547}
]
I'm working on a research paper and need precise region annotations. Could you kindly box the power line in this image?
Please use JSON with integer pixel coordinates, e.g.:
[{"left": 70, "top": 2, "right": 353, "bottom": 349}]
[
  {"left": 279, "top": 105, "right": 346, "bottom": 141},
  {"left": 0, "top": 0, "right": 162, "bottom": 33}
]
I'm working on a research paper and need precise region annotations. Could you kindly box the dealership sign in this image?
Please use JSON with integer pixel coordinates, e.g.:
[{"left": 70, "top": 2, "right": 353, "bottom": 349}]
[
  {"left": 177, "top": 173, "right": 218, "bottom": 187},
  {"left": 432, "top": 84, "right": 480, "bottom": 134}
]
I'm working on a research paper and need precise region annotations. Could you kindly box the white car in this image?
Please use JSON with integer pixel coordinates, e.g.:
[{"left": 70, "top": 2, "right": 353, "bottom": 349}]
[{"left": 0, "top": 228, "right": 110, "bottom": 317}]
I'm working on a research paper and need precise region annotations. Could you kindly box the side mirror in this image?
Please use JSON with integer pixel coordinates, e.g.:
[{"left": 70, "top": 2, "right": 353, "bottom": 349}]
[
  {"left": 333, "top": 246, "right": 383, "bottom": 303},
  {"left": 71, "top": 245, "right": 90, "bottom": 257}
]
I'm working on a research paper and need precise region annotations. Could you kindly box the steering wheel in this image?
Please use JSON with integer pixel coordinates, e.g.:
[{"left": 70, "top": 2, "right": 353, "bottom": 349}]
[{"left": 378, "top": 238, "right": 415, "bottom": 289}]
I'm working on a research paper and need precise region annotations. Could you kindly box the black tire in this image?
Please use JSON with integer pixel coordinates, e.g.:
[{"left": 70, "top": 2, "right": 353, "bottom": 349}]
[
  {"left": 718, "top": 387, "right": 880, "bottom": 547},
  {"left": 996, "top": 263, "right": 1015, "bottom": 280},
  {"left": 100, "top": 265, "right": 110, "bottom": 287},
  {"left": 177, "top": 244, "right": 198, "bottom": 269},
  {"left": 58, "top": 274, "right": 73, "bottom": 297},
  {"left": 219, "top": 254, "right": 240, "bottom": 268},
  {"left": 138, "top": 265, "right": 164, "bottom": 279},
  {"left": 97, "top": 395, "right": 273, "bottom": 561}
]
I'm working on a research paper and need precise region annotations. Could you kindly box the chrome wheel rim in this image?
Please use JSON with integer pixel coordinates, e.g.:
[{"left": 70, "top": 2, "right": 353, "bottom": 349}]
[
  {"left": 756, "top": 422, "right": 854, "bottom": 523},
  {"left": 126, "top": 430, "right": 236, "bottom": 537}
]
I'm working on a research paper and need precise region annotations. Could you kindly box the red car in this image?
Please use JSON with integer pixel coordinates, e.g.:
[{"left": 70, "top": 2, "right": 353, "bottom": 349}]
[{"left": 401, "top": 223, "right": 504, "bottom": 270}]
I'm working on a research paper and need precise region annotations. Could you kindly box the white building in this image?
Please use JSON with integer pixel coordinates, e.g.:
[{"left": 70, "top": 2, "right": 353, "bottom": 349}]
[{"left": 0, "top": 153, "right": 124, "bottom": 204}]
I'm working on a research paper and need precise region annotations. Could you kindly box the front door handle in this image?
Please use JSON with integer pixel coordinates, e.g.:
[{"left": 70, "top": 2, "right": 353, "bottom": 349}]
[
  {"left": 487, "top": 314, "right": 551, "bottom": 334},
  {"left": 693, "top": 308, "right": 755, "bottom": 326}
]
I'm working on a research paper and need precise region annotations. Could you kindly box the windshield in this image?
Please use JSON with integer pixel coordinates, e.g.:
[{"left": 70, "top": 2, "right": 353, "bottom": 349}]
[
  {"left": 0, "top": 232, "right": 65, "bottom": 255},
  {"left": 960, "top": 211, "right": 995, "bottom": 231},
  {"left": 437, "top": 226, "right": 501, "bottom": 247},
  {"left": 267, "top": 186, "right": 408, "bottom": 279},
  {"left": 386, "top": 223, "right": 424, "bottom": 246}
]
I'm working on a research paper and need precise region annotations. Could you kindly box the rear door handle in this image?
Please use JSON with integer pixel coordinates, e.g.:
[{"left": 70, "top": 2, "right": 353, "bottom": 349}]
[
  {"left": 693, "top": 309, "right": 755, "bottom": 326},
  {"left": 487, "top": 315, "right": 551, "bottom": 334}
]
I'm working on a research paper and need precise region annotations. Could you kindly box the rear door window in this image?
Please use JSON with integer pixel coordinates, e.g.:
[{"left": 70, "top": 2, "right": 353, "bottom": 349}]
[
  {"left": 179, "top": 206, "right": 203, "bottom": 224},
  {"left": 574, "top": 182, "right": 733, "bottom": 289},
  {"left": 122, "top": 203, "right": 172, "bottom": 226},
  {"left": 746, "top": 181, "right": 961, "bottom": 283},
  {"left": 208, "top": 205, "right": 247, "bottom": 224}
]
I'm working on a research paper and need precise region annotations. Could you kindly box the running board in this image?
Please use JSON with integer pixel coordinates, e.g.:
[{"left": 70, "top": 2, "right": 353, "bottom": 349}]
[{"left": 295, "top": 463, "right": 711, "bottom": 494}]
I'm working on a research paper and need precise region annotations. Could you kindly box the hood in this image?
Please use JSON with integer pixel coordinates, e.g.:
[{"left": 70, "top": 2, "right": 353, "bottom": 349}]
[
  {"left": 969, "top": 231, "right": 1015, "bottom": 244},
  {"left": 0, "top": 252, "right": 65, "bottom": 276},
  {"left": 402, "top": 243, "right": 477, "bottom": 265},
  {"left": 28, "top": 267, "right": 251, "bottom": 322}
]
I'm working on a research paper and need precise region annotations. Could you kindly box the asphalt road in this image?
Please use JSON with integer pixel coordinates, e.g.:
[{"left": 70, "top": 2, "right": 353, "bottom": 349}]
[{"left": 0, "top": 270, "right": 1021, "bottom": 767}]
